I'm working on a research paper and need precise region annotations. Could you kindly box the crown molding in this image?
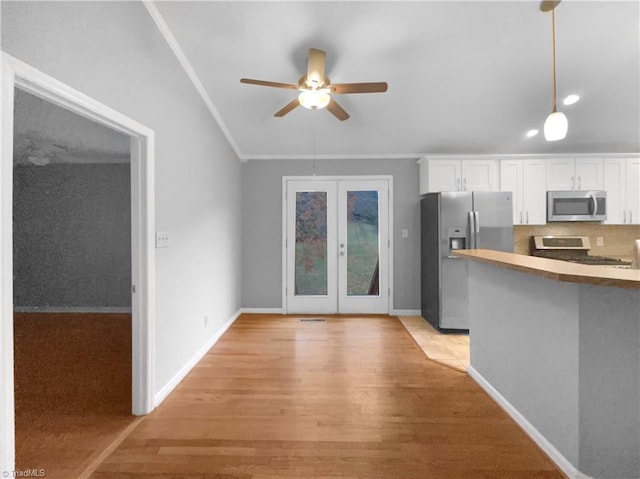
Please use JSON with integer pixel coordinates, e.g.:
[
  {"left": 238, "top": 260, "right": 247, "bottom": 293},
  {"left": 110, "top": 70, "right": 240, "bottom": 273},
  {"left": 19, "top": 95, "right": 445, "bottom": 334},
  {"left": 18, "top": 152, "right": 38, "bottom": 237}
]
[
  {"left": 244, "top": 153, "right": 422, "bottom": 161},
  {"left": 142, "top": 1, "right": 246, "bottom": 162}
]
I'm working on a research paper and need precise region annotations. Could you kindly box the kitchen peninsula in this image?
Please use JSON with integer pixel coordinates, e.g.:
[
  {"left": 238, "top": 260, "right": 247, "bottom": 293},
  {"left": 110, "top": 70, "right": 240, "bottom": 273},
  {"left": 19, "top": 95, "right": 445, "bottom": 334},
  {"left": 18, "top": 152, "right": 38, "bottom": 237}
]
[{"left": 454, "top": 249, "right": 640, "bottom": 479}]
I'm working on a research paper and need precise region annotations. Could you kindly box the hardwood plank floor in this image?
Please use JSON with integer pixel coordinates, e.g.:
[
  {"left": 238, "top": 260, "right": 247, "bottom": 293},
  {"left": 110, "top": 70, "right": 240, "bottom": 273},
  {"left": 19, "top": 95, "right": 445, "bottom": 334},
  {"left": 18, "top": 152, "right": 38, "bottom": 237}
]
[
  {"left": 14, "top": 313, "right": 135, "bottom": 479},
  {"left": 90, "top": 314, "right": 565, "bottom": 478}
]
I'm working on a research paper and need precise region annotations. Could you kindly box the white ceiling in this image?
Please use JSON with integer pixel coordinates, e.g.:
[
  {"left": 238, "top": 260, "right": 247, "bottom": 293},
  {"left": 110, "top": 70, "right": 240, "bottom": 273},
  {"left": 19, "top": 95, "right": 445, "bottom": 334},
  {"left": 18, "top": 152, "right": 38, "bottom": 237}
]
[
  {"left": 153, "top": 0, "right": 640, "bottom": 160},
  {"left": 13, "top": 89, "right": 130, "bottom": 165}
]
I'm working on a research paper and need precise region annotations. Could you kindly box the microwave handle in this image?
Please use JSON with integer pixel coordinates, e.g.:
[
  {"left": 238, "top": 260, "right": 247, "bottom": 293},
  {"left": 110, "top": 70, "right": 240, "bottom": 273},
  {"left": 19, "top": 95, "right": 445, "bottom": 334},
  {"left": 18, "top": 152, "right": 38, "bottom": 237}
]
[{"left": 590, "top": 193, "right": 597, "bottom": 217}]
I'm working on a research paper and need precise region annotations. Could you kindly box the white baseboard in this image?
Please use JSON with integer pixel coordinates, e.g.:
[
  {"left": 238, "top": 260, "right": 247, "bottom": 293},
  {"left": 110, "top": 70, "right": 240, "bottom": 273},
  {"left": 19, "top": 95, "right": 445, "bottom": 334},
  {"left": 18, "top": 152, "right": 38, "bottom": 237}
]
[
  {"left": 467, "top": 365, "right": 593, "bottom": 479},
  {"left": 391, "top": 309, "right": 421, "bottom": 316},
  {"left": 153, "top": 309, "right": 242, "bottom": 407},
  {"left": 14, "top": 306, "right": 132, "bottom": 314},
  {"left": 240, "top": 308, "right": 284, "bottom": 314}
]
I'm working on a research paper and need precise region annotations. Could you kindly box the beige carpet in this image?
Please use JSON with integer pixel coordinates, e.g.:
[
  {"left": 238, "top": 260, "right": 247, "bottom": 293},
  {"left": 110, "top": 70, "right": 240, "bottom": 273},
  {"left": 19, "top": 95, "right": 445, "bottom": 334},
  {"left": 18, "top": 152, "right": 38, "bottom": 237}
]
[
  {"left": 398, "top": 315, "right": 470, "bottom": 372},
  {"left": 13, "top": 312, "right": 136, "bottom": 479}
]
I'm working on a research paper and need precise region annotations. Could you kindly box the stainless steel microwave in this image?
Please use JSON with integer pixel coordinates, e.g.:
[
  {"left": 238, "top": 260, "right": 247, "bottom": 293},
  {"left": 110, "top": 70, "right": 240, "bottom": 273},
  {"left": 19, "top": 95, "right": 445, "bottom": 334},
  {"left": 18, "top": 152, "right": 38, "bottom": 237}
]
[{"left": 547, "top": 190, "right": 606, "bottom": 222}]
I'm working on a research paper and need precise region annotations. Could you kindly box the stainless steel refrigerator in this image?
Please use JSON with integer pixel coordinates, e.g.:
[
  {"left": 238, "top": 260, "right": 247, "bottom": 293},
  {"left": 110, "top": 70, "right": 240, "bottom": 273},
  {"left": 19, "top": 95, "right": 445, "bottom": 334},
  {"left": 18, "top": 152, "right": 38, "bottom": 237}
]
[{"left": 420, "top": 192, "right": 513, "bottom": 331}]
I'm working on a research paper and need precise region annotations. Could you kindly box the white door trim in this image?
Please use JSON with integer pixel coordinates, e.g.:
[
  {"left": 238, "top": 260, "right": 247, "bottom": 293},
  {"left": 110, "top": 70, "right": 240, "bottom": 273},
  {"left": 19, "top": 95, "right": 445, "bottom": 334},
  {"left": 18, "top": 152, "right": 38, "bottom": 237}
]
[
  {"left": 281, "top": 175, "right": 393, "bottom": 314},
  {"left": 0, "top": 52, "right": 156, "bottom": 471}
]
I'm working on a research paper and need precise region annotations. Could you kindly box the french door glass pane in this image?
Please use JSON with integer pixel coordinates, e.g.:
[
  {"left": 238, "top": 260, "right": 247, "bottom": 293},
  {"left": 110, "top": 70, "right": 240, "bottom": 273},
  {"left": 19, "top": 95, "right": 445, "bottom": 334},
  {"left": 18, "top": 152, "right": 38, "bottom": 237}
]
[
  {"left": 295, "top": 191, "right": 328, "bottom": 296},
  {"left": 346, "top": 190, "right": 379, "bottom": 296}
]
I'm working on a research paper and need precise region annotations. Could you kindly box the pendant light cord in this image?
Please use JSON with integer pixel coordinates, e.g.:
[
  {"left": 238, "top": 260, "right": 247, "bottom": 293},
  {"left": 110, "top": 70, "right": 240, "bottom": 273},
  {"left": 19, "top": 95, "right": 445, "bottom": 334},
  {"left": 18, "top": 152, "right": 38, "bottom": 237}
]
[{"left": 551, "top": 8, "right": 558, "bottom": 113}]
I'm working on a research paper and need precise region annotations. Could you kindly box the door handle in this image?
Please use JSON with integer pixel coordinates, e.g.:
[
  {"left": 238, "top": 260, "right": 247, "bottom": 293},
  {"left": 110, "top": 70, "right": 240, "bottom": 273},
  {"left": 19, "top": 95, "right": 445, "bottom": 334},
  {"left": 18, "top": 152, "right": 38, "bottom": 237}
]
[
  {"left": 474, "top": 211, "right": 480, "bottom": 247},
  {"left": 590, "top": 194, "right": 597, "bottom": 217},
  {"left": 468, "top": 211, "right": 476, "bottom": 249}
]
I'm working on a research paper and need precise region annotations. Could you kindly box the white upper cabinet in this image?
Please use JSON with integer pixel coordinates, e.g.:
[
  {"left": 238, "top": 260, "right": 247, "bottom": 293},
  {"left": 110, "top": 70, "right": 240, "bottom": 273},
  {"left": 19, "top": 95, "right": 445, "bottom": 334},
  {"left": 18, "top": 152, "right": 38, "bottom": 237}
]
[
  {"left": 603, "top": 158, "right": 626, "bottom": 224},
  {"left": 546, "top": 157, "right": 603, "bottom": 190},
  {"left": 423, "top": 159, "right": 461, "bottom": 193},
  {"left": 461, "top": 160, "right": 497, "bottom": 191},
  {"left": 500, "top": 159, "right": 546, "bottom": 225},
  {"left": 627, "top": 158, "right": 640, "bottom": 224},
  {"left": 419, "top": 158, "right": 498, "bottom": 194},
  {"left": 605, "top": 157, "right": 640, "bottom": 224}
]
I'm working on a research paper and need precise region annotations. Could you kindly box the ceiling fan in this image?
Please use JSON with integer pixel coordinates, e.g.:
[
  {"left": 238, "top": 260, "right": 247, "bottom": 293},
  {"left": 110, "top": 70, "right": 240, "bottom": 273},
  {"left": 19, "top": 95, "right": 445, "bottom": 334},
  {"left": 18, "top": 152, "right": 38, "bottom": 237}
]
[{"left": 240, "top": 48, "right": 388, "bottom": 121}]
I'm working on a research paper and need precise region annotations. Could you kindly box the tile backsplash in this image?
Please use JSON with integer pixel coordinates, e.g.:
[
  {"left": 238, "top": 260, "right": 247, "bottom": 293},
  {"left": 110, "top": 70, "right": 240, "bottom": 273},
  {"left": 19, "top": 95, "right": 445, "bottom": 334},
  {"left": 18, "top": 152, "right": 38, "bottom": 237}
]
[{"left": 514, "top": 223, "right": 640, "bottom": 259}]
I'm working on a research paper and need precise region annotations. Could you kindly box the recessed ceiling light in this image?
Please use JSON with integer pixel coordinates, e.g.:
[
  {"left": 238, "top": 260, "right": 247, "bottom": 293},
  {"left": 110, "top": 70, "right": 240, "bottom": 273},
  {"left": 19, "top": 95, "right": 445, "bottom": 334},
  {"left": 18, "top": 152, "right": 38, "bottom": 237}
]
[
  {"left": 526, "top": 129, "right": 539, "bottom": 138},
  {"left": 563, "top": 94, "right": 580, "bottom": 105}
]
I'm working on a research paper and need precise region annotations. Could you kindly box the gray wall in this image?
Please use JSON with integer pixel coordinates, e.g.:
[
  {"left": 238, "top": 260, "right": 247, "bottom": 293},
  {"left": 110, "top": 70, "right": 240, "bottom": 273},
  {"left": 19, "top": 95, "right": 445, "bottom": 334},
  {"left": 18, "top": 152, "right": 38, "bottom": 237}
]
[
  {"left": 13, "top": 163, "right": 131, "bottom": 310},
  {"left": 468, "top": 260, "right": 640, "bottom": 478},
  {"left": 2, "top": 1, "right": 242, "bottom": 392},
  {"left": 241, "top": 158, "right": 421, "bottom": 310}
]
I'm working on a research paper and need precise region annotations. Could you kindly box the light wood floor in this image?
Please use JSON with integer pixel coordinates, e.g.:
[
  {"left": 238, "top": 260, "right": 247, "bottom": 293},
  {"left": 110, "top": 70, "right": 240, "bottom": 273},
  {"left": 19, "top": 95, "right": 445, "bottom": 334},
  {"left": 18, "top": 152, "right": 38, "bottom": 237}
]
[
  {"left": 398, "top": 316, "right": 470, "bottom": 372},
  {"left": 90, "top": 314, "right": 565, "bottom": 479}
]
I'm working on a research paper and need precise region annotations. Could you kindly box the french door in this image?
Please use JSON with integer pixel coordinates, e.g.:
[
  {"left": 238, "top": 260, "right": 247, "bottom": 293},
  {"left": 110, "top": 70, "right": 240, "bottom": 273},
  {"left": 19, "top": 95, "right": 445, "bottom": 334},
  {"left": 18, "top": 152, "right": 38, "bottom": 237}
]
[{"left": 284, "top": 177, "right": 390, "bottom": 314}]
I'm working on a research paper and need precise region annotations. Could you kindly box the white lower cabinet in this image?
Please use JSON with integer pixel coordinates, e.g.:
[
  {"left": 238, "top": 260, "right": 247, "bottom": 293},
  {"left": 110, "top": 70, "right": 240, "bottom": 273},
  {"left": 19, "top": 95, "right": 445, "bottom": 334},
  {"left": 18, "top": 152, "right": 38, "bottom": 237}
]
[
  {"left": 500, "top": 159, "right": 546, "bottom": 225},
  {"left": 604, "top": 158, "right": 640, "bottom": 224}
]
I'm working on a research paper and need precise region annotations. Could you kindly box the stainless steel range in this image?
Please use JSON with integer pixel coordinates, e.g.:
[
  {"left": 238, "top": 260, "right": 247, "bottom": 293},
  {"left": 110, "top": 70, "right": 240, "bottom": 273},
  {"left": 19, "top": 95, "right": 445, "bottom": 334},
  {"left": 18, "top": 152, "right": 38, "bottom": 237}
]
[{"left": 532, "top": 235, "right": 632, "bottom": 267}]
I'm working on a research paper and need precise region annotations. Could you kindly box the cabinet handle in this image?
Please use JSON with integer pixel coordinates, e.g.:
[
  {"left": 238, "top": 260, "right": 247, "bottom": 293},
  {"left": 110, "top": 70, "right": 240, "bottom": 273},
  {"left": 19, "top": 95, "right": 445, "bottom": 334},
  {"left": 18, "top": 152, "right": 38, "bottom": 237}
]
[
  {"left": 457, "top": 178, "right": 461, "bottom": 191},
  {"left": 631, "top": 211, "right": 634, "bottom": 223},
  {"left": 526, "top": 211, "right": 529, "bottom": 224},
  {"left": 571, "top": 176, "right": 575, "bottom": 189},
  {"left": 463, "top": 177, "right": 467, "bottom": 191},
  {"left": 624, "top": 210, "right": 627, "bottom": 223},
  {"left": 578, "top": 176, "right": 582, "bottom": 189},
  {"left": 519, "top": 211, "right": 523, "bottom": 224}
]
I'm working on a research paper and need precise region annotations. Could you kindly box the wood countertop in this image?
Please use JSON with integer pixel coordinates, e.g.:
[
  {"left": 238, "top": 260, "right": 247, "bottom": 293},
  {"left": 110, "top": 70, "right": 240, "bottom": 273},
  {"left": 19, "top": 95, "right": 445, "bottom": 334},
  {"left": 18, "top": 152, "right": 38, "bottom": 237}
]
[{"left": 453, "top": 249, "right": 640, "bottom": 290}]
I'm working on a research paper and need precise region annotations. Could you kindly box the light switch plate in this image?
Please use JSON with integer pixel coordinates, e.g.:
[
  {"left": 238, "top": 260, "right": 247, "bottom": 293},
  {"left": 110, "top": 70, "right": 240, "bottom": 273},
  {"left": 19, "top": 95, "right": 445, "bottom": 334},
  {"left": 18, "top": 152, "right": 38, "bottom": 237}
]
[
  {"left": 401, "top": 228, "right": 409, "bottom": 238},
  {"left": 156, "top": 232, "right": 170, "bottom": 248}
]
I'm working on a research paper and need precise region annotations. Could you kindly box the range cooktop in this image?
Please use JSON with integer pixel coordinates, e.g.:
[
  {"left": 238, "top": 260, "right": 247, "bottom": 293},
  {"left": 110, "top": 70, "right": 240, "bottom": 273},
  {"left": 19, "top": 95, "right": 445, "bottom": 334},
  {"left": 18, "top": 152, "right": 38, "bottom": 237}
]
[{"left": 531, "top": 235, "right": 632, "bottom": 267}]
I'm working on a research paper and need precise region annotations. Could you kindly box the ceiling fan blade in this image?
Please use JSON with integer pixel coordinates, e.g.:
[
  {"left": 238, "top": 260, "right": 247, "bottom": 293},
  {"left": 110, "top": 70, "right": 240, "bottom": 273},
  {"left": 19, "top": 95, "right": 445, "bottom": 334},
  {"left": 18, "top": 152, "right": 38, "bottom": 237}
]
[
  {"left": 326, "top": 98, "right": 350, "bottom": 121},
  {"left": 307, "top": 48, "right": 327, "bottom": 86},
  {"left": 240, "top": 78, "right": 298, "bottom": 90},
  {"left": 274, "top": 97, "right": 300, "bottom": 117},
  {"left": 330, "top": 82, "right": 388, "bottom": 94}
]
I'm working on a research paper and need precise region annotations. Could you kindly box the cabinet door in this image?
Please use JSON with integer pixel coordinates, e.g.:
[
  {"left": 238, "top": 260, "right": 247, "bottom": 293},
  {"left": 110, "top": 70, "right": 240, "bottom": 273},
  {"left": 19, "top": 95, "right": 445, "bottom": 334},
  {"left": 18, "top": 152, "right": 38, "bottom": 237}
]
[
  {"left": 427, "top": 160, "right": 461, "bottom": 192},
  {"left": 546, "top": 158, "right": 575, "bottom": 190},
  {"left": 500, "top": 160, "right": 524, "bottom": 224},
  {"left": 461, "top": 160, "right": 498, "bottom": 192},
  {"left": 522, "top": 159, "right": 547, "bottom": 225},
  {"left": 626, "top": 158, "right": 640, "bottom": 224},
  {"left": 575, "top": 157, "right": 604, "bottom": 190},
  {"left": 603, "top": 158, "right": 626, "bottom": 224}
]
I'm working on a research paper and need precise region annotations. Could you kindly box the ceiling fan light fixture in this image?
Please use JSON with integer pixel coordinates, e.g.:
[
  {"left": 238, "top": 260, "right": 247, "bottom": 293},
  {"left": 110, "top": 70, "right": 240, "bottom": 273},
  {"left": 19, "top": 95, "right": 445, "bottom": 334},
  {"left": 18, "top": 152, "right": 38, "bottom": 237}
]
[
  {"left": 298, "top": 89, "right": 330, "bottom": 110},
  {"left": 544, "top": 109, "right": 568, "bottom": 141}
]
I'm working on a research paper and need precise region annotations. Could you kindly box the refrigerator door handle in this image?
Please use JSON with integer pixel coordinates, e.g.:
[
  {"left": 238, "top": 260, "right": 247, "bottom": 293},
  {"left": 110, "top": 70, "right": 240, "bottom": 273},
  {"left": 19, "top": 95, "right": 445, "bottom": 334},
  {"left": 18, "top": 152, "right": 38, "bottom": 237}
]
[
  {"left": 474, "top": 211, "right": 480, "bottom": 248},
  {"left": 468, "top": 211, "right": 477, "bottom": 249}
]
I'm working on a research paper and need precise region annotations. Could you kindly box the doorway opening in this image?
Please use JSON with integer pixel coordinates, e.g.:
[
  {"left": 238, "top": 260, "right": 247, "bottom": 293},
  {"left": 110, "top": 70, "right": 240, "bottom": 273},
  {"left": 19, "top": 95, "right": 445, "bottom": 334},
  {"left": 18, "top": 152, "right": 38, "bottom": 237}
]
[
  {"left": 1, "top": 53, "right": 155, "bottom": 472},
  {"left": 283, "top": 176, "right": 393, "bottom": 314},
  {"left": 12, "top": 87, "right": 136, "bottom": 477}
]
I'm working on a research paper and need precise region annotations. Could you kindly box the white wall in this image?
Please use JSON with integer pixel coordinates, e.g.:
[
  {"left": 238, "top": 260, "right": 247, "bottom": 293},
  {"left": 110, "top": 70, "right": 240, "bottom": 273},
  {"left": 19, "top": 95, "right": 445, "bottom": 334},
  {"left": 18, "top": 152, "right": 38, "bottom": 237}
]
[{"left": 1, "top": 2, "right": 242, "bottom": 394}]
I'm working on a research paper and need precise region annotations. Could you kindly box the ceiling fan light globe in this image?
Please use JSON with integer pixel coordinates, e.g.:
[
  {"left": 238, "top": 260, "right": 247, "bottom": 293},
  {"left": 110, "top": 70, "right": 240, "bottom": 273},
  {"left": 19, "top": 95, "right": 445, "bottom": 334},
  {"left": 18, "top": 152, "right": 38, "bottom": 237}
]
[
  {"left": 543, "top": 110, "right": 568, "bottom": 141},
  {"left": 298, "top": 90, "right": 330, "bottom": 110}
]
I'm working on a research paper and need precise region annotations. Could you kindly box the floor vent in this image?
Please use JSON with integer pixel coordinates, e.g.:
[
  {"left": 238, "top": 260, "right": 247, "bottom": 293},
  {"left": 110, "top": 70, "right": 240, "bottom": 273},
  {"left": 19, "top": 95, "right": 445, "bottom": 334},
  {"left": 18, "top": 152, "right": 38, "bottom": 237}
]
[{"left": 300, "top": 318, "right": 326, "bottom": 323}]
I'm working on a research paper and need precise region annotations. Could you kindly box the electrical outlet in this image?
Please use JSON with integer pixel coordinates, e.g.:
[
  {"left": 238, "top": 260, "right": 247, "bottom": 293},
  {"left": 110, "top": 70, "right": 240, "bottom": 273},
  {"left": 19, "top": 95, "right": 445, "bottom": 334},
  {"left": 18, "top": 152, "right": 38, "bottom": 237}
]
[{"left": 596, "top": 236, "right": 604, "bottom": 246}]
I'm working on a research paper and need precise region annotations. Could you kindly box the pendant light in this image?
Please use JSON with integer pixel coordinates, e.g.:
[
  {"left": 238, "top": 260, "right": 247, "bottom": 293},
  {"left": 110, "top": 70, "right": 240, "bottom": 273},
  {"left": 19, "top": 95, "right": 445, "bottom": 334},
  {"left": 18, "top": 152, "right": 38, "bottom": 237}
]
[{"left": 541, "top": 0, "right": 568, "bottom": 141}]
